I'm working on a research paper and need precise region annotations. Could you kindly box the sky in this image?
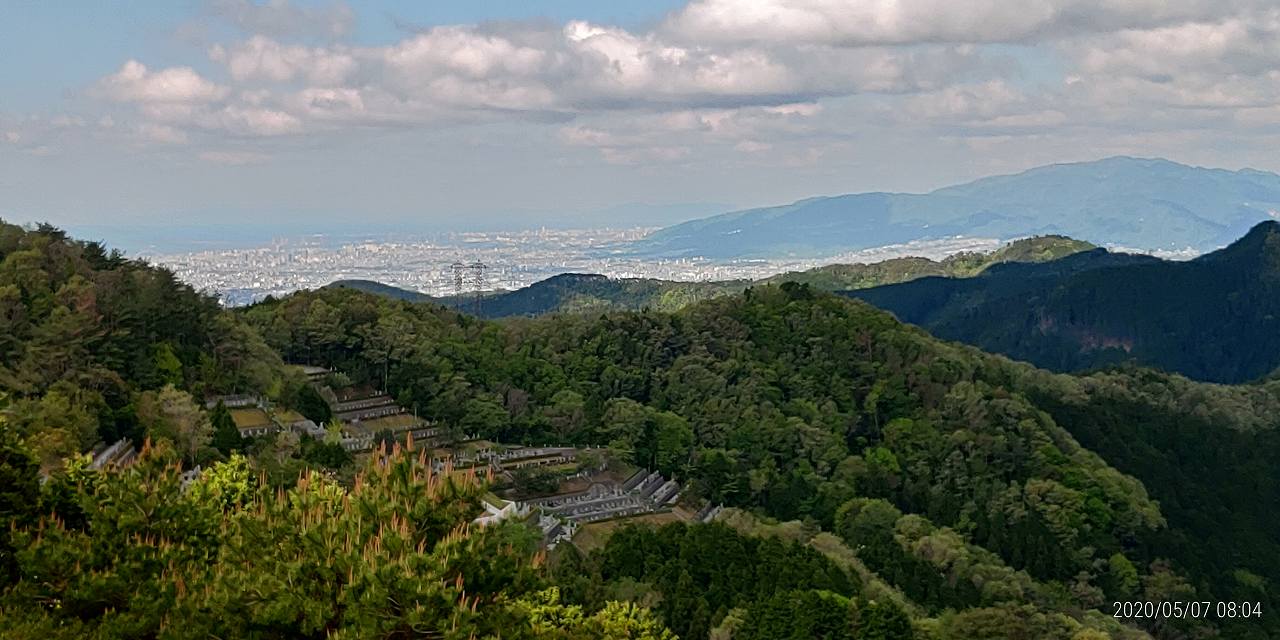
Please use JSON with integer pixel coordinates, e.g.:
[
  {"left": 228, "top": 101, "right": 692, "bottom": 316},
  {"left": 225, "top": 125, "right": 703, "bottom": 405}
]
[{"left": 5, "top": 0, "right": 1280, "bottom": 240}]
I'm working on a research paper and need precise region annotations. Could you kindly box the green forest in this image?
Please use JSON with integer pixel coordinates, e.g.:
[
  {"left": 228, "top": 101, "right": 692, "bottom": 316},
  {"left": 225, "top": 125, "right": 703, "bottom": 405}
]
[
  {"left": 851, "top": 221, "right": 1280, "bottom": 383},
  {"left": 2, "top": 221, "right": 1276, "bottom": 639}
]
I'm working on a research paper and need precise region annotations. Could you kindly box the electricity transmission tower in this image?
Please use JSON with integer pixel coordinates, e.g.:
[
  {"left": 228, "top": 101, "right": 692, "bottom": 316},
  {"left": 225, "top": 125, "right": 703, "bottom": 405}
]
[
  {"left": 450, "top": 261, "right": 466, "bottom": 298},
  {"left": 448, "top": 260, "right": 488, "bottom": 315},
  {"left": 467, "top": 261, "right": 487, "bottom": 315}
]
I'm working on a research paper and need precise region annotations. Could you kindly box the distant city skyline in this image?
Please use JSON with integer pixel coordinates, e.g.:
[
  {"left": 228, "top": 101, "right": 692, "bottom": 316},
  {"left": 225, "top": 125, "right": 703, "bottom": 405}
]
[
  {"left": 6, "top": 0, "right": 1280, "bottom": 238},
  {"left": 146, "top": 226, "right": 1002, "bottom": 306}
]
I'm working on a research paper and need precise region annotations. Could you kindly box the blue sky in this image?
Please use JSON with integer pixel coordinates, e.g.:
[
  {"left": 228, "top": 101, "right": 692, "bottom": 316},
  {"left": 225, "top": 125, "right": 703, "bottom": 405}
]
[{"left": 4, "top": 0, "right": 1280, "bottom": 244}]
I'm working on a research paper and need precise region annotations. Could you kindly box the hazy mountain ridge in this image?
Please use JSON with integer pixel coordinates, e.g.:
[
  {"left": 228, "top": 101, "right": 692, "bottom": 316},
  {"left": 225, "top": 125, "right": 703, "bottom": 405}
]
[
  {"left": 848, "top": 221, "right": 1280, "bottom": 383},
  {"left": 326, "top": 279, "right": 438, "bottom": 303},
  {"left": 634, "top": 157, "right": 1280, "bottom": 257}
]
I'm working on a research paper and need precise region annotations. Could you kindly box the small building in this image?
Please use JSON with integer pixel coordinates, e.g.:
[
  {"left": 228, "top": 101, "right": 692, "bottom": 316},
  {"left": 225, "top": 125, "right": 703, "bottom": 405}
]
[
  {"left": 275, "top": 409, "right": 325, "bottom": 438},
  {"left": 473, "top": 493, "right": 530, "bottom": 527},
  {"left": 89, "top": 439, "right": 137, "bottom": 470},
  {"left": 297, "top": 365, "right": 330, "bottom": 381},
  {"left": 230, "top": 407, "right": 278, "bottom": 438},
  {"left": 205, "top": 394, "right": 262, "bottom": 410}
]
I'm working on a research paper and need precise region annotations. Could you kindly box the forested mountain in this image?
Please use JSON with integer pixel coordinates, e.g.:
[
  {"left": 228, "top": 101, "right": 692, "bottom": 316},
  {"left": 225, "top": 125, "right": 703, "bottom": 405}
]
[
  {"left": 757, "top": 235, "right": 1094, "bottom": 290},
  {"left": 328, "top": 235, "right": 1092, "bottom": 318},
  {"left": 443, "top": 272, "right": 743, "bottom": 317},
  {"left": 0, "top": 222, "right": 675, "bottom": 639},
  {"left": 4, "top": 222, "right": 1278, "bottom": 639},
  {"left": 635, "top": 157, "right": 1280, "bottom": 257},
  {"left": 0, "top": 221, "right": 284, "bottom": 468},
  {"left": 849, "top": 221, "right": 1280, "bottom": 383},
  {"left": 243, "top": 282, "right": 1280, "bottom": 639},
  {"left": 326, "top": 278, "right": 437, "bottom": 302},
  {"left": 330, "top": 272, "right": 743, "bottom": 316}
]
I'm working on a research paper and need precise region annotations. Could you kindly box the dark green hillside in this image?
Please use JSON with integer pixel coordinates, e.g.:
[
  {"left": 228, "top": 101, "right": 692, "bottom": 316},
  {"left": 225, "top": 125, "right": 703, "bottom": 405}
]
[
  {"left": 325, "top": 278, "right": 437, "bottom": 302},
  {"left": 452, "top": 272, "right": 745, "bottom": 317},
  {"left": 246, "top": 282, "right": 1280, "bottom": 638},
  {"left": 849, "top": 221, "right": 1280, "bottom": 383},
  {"left": 1014, "top": 369, "right": 1280, "bottom": 600},
  {"left": 757, "top": 235, "right": 1096, "bottom": 290},
  {"left": 330, "top": 272, "right": 747, "bottom": 317},
  {"left": 981, "top": 233, "right": 1099, "bottom": 264},
  {"left": 0, "top": 221, "right": 284, "bottom": 467},
  {"left": 555, "top": 522, "right": 863, "bottom": 639}
]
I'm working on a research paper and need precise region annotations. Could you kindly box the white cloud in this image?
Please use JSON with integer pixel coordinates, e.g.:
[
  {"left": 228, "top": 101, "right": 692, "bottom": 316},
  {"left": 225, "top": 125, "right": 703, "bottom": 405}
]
[
  {"left": 94, "top": 20, "right": 985, "bottom": 148},
  {"left": 96, "top": 61, "right": 228, "bottom": 103},
  {"left": 203, "top": 105, "right": 303, "bottom": 136},
  {"left": 903, "top": 80, "right": 1038, "bottom": 124},
  {"left": 0, "top": 113, "right": 119, "bottom": 155},
  {"left": 559, "top": 21, "right": 796, "bottom": 102},
  {"left": 382, "top": 26, "right": 552, "bottom": 81},
  {"left": 1072, "top": 9, "right": 1280, "bottom": 77},
  {"left": 765, "top": 103, "right": 822, "bottom": 117},
  {"left": 665, "top": 0, "right": 1269, "bottom": 45},
  {"left": 359, "top": 22, "right": 833, "bottom": 113},
  {"left": 560, "top": 126, "right": 625, "bottom": 147},
  {"left": 67, "top": 0, "right": 1280, "bottom": 168},
  {"left": 558, "top": 101, "right": 828, "bottom": 166},
  {"left": 210, "top": 36, "right": 357, "bottom": 84},
  {"left": 1056, "top": 9, "right": 1280, "bottom": 113},
  {"left": 286, "top": 87, "right": 366, "bottom": 121}
]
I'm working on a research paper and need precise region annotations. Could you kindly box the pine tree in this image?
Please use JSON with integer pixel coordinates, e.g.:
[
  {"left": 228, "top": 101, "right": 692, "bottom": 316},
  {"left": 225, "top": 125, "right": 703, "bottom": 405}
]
[
  {"left": 0, "top": 416, "right": 41, "bottom": 584},
  {"left": 208, "top": 400, "right": 243, "bottom": 455}
]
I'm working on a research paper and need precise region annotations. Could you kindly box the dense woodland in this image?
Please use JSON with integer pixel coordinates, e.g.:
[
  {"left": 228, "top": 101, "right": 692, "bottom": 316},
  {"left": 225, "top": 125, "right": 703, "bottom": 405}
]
[
  {"left": 0, "top": 435, "right": 675, "bottom": 639},
  {"left": 244, "top": 280, "right": 1279, "bottom": 638},
  {"left": 0, "top": 222, "right": 285, "bottom": 465},
  {"left": 2, "top": 222, "right": 1277, "bottom": 639},
  {"left": 852, "top": 221, "right": 1280, "bottom": 383}
]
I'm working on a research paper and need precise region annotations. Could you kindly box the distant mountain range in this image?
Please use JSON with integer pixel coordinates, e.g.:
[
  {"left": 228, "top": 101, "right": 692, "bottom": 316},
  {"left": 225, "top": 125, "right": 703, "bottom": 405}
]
[
  {"left": 631, "top": 157, "right": 1280, "bottom": 258},
  {"left": 327, "top": 235, "right": 1093, "bottom": 318},
  {"left": 847, "top": 221, "right": 1280, "bottom": 383}
]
